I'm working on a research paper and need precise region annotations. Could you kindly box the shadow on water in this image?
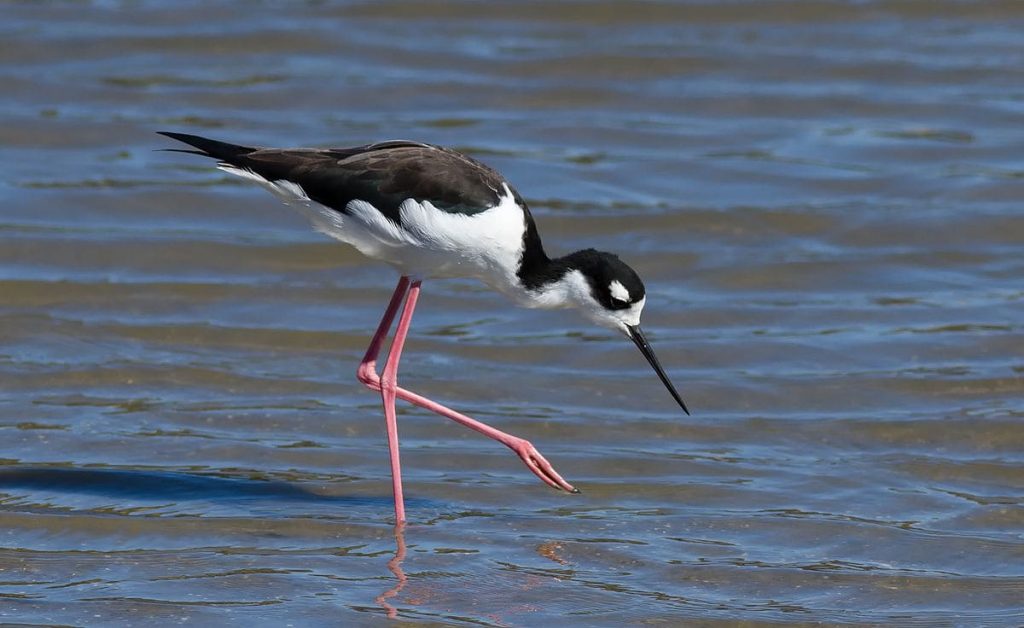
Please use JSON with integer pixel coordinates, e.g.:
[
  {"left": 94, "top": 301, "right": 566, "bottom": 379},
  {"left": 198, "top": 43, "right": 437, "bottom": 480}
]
[
  {"left": 0, "top": 466, "right": 381, "bottom": 506},
  {"left": 0, "top": 469, "right": 422, "bottom": 621}
]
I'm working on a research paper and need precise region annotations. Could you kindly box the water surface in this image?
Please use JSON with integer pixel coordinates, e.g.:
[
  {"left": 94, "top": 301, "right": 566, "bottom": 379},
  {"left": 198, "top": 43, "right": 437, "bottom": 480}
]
[{"left": 1, "top": 1, "right": 1022, "bottom": 625}]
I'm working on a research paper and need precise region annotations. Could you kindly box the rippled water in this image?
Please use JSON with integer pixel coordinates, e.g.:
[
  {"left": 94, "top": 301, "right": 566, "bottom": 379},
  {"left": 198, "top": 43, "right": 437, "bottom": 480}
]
[{"left": 2, "top": 1, "right": 1023, "bottom": 625}]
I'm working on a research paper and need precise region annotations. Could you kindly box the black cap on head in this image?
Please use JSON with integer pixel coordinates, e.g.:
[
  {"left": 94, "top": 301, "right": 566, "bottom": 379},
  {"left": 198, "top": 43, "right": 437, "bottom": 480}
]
[{"left": 567, "top": 249, "right": 646, "bottom": 311}]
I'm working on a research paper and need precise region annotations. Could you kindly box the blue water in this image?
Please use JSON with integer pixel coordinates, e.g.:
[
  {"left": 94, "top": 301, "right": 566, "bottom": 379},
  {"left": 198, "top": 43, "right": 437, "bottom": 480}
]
[{"left": 1, "top": 1, "right": 1022, "bottom": 625}]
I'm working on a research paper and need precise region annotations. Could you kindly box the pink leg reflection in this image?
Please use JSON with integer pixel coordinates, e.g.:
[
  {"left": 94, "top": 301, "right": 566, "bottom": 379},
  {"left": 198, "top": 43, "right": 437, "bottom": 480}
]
[{"left": 375, "top": 523, "right": 407, "bottom": 619}]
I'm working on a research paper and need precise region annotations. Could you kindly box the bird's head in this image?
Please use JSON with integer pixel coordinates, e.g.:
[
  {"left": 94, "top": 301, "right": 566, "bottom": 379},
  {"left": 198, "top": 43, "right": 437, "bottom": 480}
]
[
  {"left": 557, "top": 249, "right": 690, "bottom": 415},
  {"left": 561, "top": 249, "right": 647, "bottom": 330}
]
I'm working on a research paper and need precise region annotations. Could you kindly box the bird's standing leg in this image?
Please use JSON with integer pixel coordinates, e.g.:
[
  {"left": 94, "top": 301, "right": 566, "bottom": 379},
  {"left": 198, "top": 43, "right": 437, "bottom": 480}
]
[
  {"left": 357, "top": 276, "right": 411, "bottom": 523},
  {"left": 357, "top": 279, "right": 577, "bottom": 495},
  {"left": 376, "top": 279, "right": 422, "bottom": 524}
]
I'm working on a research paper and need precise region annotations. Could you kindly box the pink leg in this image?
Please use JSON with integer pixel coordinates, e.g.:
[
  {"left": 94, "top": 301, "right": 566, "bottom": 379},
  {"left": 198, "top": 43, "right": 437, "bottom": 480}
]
[
  {"left": 357, "top": 276, "right": 411, "bottom": 523},
  {"left": 357, "top": 276, "right": 410, "bottom": 383},
  {"left": 357, "top": 279, "right": 577, "bottom": 497},
  {"left": 377, "top": 279, "right": 422, "bottom": 524}
]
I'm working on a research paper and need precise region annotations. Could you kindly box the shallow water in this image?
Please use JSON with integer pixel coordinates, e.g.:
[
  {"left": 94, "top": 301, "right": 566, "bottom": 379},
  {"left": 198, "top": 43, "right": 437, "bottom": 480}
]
[{"left": 2, "top": 1, "right": 1023, "bottom": 625}]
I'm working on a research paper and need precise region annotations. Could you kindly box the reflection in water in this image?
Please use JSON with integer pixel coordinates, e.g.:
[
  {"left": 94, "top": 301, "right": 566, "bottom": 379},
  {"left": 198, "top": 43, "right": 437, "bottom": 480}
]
[{"left": 375, "top": 524, "right": 408, "bottom": 619}]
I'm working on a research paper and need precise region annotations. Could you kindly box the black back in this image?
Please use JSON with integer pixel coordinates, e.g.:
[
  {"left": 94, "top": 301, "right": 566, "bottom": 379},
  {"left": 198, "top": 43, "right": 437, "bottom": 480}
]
[{"left": 158, "top": 132, "right": 516, "bottom": 224}]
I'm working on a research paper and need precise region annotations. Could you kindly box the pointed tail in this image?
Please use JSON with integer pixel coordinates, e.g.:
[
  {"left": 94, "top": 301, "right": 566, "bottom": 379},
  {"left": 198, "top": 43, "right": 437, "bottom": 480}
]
[{"left": 157, "top": 131, "right": 256, "bottom": 163}]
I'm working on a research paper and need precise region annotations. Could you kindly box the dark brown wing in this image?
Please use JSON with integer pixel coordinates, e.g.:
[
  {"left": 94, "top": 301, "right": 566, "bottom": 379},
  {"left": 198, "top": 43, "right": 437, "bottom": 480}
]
[{"left": 158, "top": 132, "right": 510, "bottom": 225}]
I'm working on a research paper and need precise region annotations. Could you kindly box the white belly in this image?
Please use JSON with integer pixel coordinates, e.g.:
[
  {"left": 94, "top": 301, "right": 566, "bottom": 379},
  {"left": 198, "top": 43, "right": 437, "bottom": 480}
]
[
  {"left": 225, "top": 162, "right": 528, "bottom": 287},
  {"left": 220, "top": 163, "right": 569, "bottom": 311},
  {"left": 325, "top": 193, "right": 525, "bottom": 285}
]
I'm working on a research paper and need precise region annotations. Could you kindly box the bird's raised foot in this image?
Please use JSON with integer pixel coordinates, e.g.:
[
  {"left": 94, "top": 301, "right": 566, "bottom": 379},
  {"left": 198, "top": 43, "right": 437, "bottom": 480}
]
[
  {"left": 357, "top": 359, "right": 579, "bottom": 493},
  {"left": 506, "top": 437, "right": 578, "bottom": 493}
]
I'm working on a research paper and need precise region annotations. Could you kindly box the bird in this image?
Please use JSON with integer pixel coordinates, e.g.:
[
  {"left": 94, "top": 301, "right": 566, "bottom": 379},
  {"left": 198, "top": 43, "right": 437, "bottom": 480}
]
[{"left": 158, "top": 131, "right": 689, "bottom": 523}]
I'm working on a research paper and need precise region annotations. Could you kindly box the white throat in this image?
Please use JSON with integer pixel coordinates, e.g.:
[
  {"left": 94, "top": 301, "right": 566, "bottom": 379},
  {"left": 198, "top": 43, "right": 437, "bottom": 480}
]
[{"left": 518, "top": 269, "right": 592, "bottom": 309}]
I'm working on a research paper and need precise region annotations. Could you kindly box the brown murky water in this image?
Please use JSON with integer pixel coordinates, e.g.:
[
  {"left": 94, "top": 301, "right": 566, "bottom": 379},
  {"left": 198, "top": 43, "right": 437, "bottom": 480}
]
[{"left": 2, "top": 1, "right": 1023, "bottom": 625}]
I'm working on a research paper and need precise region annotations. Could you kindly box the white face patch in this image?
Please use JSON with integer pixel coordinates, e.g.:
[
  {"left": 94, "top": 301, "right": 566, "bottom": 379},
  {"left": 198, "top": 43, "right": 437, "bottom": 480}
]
[
  {"left": 589, "top": 294, "right": 646, "bottom": 332},
  {"left": 609, "top": 280, "right": 630, "bottom": 303},
  {"left": 525, "top": 269, "right": 647, "bottom": 332},
  {"left": 613, "top": 296, "right": 645, "bottom": 329}
]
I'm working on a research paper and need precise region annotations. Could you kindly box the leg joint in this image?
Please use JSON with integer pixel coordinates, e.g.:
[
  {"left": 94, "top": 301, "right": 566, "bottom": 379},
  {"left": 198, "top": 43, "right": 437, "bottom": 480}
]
[
  {"left": 357, "top": 363, "right": 380, "bottom": 388},
  {"left": 379, "top": 373, "right": 399, "bottom": 393}
]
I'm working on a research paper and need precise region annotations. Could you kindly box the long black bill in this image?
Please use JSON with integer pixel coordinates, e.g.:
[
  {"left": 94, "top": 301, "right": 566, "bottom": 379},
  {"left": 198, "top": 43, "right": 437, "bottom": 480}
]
[{"left": 626, "top": 325, "right": 690, "bottom": 415}]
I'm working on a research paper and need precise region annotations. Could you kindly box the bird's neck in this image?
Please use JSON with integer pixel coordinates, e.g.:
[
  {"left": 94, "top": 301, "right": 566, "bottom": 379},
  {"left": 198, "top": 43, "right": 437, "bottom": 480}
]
[
  {"left": 513, "top": 206, "right": 590, "bottom": 296},
  {"left": 509, "top": 248, "right": 597, "bottom": 312},
  {"left": 515, "top": 215, "right": 552, "bottom": 289},
  {"left": 517, "top": 241, "right": 595, "bottom": 293}
]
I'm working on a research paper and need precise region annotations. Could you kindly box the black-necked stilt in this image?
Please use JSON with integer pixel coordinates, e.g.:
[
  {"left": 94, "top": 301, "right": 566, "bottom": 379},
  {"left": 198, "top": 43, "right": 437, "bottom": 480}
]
[{"left": 159, "top": 131, "right": 689, "bottom": 523}]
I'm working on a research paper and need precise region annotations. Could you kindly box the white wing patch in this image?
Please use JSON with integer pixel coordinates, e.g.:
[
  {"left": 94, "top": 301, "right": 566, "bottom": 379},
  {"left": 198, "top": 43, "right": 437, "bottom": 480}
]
[
  {"left": 609, "top": 280, "right": 631, "bottom": 302},
  {"left": 346, "top": 199, "right": 410, "bottom": 246},
  {"left": 218, "top": 162, "right": 354, "bottom": 244},
  {"left": 217, "top": 164, "right": 311, "bottom": 205}
]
